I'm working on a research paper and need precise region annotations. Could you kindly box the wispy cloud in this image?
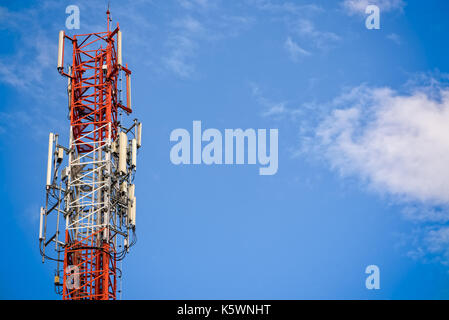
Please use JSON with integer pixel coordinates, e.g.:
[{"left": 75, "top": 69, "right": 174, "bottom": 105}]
[
  {"left": 164, "top": 34, "right": 197, "bottom": 78},
  {"left": 342, "top": 0, "right": 405, "bottom": 15},
  {"left": 172, "top": 15, "right": 205, "bottom": 34},
  {"left": 178, "top": 0, "right": 215, "bottom": 11},
  {"left": 0, "top": 6, "right": 57, "bottom": 93},
  {"left": 0, "top": 2, "right": 71, "bottom": 141},
  {"left": 400, "top": 225, "right": 449, "bottom": 265},
  {"left": 284, "top": 36, "right": 310, "bottom": 62},
  {"left": 424, "top": 227, "right": 449, "bottom": 264},
  {"left": 293, "top": 19, "right": 341, "bottom": 51},
  {"left": 250, "top": 0, "right": 322, "bottom": 15},
  {"left": 164, "top": 2, "right": 253, "bottom": 78},
  {"left": 251, "top": 83, "right": 302, "bottom": 119},
  {"left": 387, "top": 33, "right": 401, "bottom": 45},
  {"left": 250, "top": 0, "right": 341, "bottom": 57},
  {"left": 262, "top": 102, "right": 288, "bottom": 117}
]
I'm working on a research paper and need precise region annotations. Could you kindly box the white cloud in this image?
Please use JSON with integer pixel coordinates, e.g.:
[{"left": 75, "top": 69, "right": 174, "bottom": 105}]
[
  {"left": 308, "top": 79, "right": 449, "bottom": 264},
  {"left": 315, "top": 83, "right": 449, "bottom": 205},
  {"left": 284, "top": 36, "right": 310, "bottom": 61},
  {"left": 342, "top": 0, "right": 405, "bottom": 15}
]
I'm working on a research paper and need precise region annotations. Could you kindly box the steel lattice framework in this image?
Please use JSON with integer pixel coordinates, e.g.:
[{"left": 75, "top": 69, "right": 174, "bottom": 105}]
[{"left": 39, "top": 10, "right": 141, "bottom": 300}]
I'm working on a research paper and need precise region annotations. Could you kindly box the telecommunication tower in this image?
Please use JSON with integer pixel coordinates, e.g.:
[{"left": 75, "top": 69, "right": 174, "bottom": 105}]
[{"left": 39, "top": 9, "right": 141, "bottom": 300}]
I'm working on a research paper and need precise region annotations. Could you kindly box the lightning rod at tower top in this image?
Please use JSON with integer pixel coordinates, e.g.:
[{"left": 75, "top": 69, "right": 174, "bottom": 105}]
[{"left": 39, "top": 8, "right": 142, "bottom": 300}]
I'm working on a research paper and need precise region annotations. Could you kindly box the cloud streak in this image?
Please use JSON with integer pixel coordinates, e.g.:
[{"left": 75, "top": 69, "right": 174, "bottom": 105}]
[
  {"left": 342, "top": 0, "right": 405, "bottom": 15},
  {"left": 284, "top": 37, "right": 310, "bottom": 62},
  {"left": 293, "top": 19, "right": 340, "bottom": 50},
  {"left": 250, "top": 0, "right": 341, "bottom": 58},
  {"left": 164, "top": 3, "right": 253, "bottom": 78},
  {"left": 251, "top": 83, "right": 303, "bottom": 119}
]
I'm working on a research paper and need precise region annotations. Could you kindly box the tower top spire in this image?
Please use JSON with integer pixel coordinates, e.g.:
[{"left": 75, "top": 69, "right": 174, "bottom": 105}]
[{"left": 106, "top": 2, "right": 111, "bottom": 32}]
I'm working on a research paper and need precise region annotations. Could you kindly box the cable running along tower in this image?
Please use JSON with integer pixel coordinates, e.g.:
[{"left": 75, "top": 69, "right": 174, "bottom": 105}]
[{"left": 39, "top": 9, "right": 141, "bottom": 300}]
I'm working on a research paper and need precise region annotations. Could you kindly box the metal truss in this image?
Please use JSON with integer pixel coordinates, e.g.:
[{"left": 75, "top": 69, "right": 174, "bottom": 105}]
[{"left": 39, "top": 9, "right": 141, "bottom": 300}]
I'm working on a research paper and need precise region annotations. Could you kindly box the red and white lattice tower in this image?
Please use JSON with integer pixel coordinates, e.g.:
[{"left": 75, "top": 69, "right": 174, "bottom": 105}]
[{"left": 39, "top": 9, "right": 141, "bottom": 300}]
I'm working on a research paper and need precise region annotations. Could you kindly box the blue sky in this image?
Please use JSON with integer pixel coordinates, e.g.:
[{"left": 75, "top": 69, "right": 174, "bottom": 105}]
[{"left": 1, "top": 0, "right": 449, "bottom": 299}]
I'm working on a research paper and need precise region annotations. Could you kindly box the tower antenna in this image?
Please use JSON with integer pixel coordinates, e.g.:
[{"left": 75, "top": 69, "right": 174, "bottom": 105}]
[{"left": 40, "top": 9, "right": 142, "bottom": 300}]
